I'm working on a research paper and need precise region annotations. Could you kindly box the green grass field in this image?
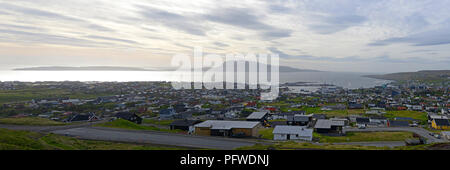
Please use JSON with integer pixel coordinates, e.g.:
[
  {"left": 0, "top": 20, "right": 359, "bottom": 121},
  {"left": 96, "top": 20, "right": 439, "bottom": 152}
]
[
  {"left": 384, "top": 110, "right": 427, "bottom": 122},
  {"left": 0, "top": 117, "right": 68, "bottom": 126},
  {"left": 0, "top": 128, "right": 183, "bottom": 150},
  {"left": 314, "top": 132, "right": 414, "bottom": 143},
  {"left": 95, "top": 119, "right": 182, "bottom": 133},
  {"left": 300, "top": 107, "right": 365, "bottom": 117},
  {"left": 142, "top": 119, "right": 176, "bottom": 126},
  {"left": 258, "top": 128, "right": 274, "bottom": 140},
  {"left": 0, "top": 88, "right": 115, "bottom": 104},
  {"left": 236, "top": 141, "right": 435, "bottom": 150}
]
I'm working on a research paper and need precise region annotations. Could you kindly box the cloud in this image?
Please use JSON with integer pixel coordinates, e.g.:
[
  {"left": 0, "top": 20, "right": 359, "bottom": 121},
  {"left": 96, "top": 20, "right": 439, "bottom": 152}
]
[
  {"left": 136, "top": 5, "right": 208, "bottom": 36},
  {"left": 85, "top": 35, "right": 139, "bottom": 44},
  {"left": 0, "top": 23, "right": 44, "bottom": 31},
  {"left": 0, "top": 29, "right": 113, "bottom": 47},
  {"left": 213, "top": 42, "right": 229, "bottom": 47},
  {"left": 85, "top": 24, "right": 115, "bottom": 32},
  {"left": 204, "top": 7, "right": 291, "bottom": 39},
  {"left": 0, "top": 2, "right": 83, "bottom": 22},
  {"left": 369, "top": 26, "right": 450, "bottom": 46},
  {"left": 309, "top": 15, "right": 367, "bottom": 34}
]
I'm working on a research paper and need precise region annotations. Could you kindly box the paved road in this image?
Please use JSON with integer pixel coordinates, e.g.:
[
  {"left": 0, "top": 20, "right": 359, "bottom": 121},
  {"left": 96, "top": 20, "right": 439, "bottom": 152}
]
[
  {"left": 51, "top": 127, "right": 258, "bottom": 150},
  {"left": 344, "top": 127, "right": 448, "bottom": 144},
  {"left": 0, "top": 120, "right": 106, "bottom": 132}
]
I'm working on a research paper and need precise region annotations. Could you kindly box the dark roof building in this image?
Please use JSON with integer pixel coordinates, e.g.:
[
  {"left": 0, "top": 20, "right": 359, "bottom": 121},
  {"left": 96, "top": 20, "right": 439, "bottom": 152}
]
[
  {"left": 66, "top": 113, "right": 99, "bottom": 122},
  {"left": 170, "top": 119, "right": 203, "bottom": 132},
  {"left": 115, "top": 112, "right": 142, "bottom": 124},
  {"left": 356, "top": 117, "right": 370, "bottom": 125},
  {"left": 388, "top": 120, "right": 410, "bottom": 127}
]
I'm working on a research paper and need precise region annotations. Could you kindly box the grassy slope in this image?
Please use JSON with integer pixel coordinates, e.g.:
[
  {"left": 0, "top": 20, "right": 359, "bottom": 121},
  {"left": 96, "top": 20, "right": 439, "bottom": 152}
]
[
  {"left": 237, "top": 141, "right": 434, "bottom": 150},
  {"left": 142, "top": 119, "right": 176, "bottom": 126},
  {"left": 0, "top": 117, "right": 68, "bottom": 126},
  {"left": 0, "top": 128, "right": 182, "bottom": 150},
  {"left": 258, "top": 128, "right": 274, "bottom": 140},
  {"left": 365, "top": 70, "right": 450, "bottom": 82},
  {"left": 95, "top": 119, "right": 182, "bottom": 133},
  {"left": 0, "top": 88, "right": 115, "bottom": 104},
  {"left": 314, "top": 132, "right": 414, "bottom": 143},
  {"left": 384, "top": 110, "right": 427, "bottom": 122}
]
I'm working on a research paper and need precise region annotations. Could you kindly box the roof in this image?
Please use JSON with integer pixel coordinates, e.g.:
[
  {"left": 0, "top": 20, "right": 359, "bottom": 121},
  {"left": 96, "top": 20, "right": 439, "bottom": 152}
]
[
  {"left": 160, "top": 108, "right": 175, "bottom": 115},
  {"left": 433, "top": 119, "right": 450, "bottom": 126},
  {"left": 247, "top": 111, "right": 268, "bottom": 120},
  {"left": 194, "top": 120, "right": 260, "bottom": 130},
  {"left": 270, "top": 121, "right": 287, "bottom": 127},
  {"left": 356, "top": 117, "right": 370, "bottom": 124},
  {"left": 115, "top": 112, "right": 139, "bottom": 120},
  {"left": 395, "top": 117, "right": 416, "bottom": 121},
  {"left": 312, "top": 114, "right": 327, "bottom": 119},
  {"left": 170, "top": 120, "right": 202, "bottom": 126},
  {"left": 314, "top": 119, "right": 332, "bottom": 129},
  {"left": 331, "top": 120, "right": 345, "bottom": 126},
  {"left": 389, "top": 120, "right": 410, "bottom": 127},
  {"left": 287, "top": 115, "right": 310, "bottom": 122},
  {"left": 273, "top": 126, "right": 313, "bottom": 136}
]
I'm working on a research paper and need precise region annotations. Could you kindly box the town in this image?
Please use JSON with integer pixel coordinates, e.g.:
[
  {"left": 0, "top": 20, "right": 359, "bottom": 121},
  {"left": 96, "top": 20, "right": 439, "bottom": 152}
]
[{"left": 0, "top": 79, "right": 449, "bottom": 150}]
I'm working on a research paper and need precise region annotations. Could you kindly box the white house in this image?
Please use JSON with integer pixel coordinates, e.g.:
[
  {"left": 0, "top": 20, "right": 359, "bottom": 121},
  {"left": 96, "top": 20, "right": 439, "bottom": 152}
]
[
  {"left": 441, "top": 131, "right": 450, "bottom": 140},
  {"left": 273, "top": 126, "right": 313, "bottom": 141}
]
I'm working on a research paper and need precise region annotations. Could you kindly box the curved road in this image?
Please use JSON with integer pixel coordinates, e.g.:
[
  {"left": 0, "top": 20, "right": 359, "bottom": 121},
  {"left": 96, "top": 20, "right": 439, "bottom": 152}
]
[
  {"left": 51, "top": 127, "right": 258, "bottom": 149},
  {"left": 0, "top": 123, "right": 259, "bottom": 150}
]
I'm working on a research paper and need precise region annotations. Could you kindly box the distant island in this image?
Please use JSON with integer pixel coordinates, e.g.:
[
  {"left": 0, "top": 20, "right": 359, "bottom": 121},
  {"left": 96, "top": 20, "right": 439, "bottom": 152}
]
[
  {"left": 365, "top": 70, "right": 450, "bottom": 82},
  {"left": 14, "top": 65, "right": 321, "bottom": 73},
  {"left": 14, "top": 66, "right": 155, "bottom": 71}
]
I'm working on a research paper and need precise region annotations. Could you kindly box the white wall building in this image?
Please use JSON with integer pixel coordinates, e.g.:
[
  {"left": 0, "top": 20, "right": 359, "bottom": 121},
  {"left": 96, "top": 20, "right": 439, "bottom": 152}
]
[{"left": 273, "top": 126, "right": 313, "bottom": 141}]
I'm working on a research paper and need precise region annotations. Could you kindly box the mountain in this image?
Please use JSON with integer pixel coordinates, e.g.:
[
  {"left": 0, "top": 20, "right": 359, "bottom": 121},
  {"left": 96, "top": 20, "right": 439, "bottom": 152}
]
[
  {"left": 15, "top": 64, "right": 320, "bottom": 72},
  {"left": 201, "top": 61, "right": 320, "bottom": 72},
  {"left": 365, "top": 70, "right": 450, "bottom": 82}
]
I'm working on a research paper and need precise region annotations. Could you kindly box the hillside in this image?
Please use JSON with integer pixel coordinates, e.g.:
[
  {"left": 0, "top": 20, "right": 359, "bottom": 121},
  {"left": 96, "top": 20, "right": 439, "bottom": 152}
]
[{"left": 365, "top": 70, "right": 450, "bottom": 82}]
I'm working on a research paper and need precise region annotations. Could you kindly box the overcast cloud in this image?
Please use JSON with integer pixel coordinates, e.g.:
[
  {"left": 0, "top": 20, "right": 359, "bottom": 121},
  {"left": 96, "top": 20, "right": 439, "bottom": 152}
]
[{"left": 0, "top": 0, "right": 449, "bottom": 72}]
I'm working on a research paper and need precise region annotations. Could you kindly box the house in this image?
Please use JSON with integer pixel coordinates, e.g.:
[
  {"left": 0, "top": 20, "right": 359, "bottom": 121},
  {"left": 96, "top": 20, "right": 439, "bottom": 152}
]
[
  {"left": 387, "top": 120, "right": 410, "bottom": 127},
  {"left": 441, "top": 131, "right": 450, "bottom": 140},
  {"left": 271, "top": 112, "right": 296, "bottom": 120},
  {"left": 194, "top": 120, "right": 262, "bottom": 137},
  {"left": 270, "top": 121, "right": 287, "bottom": 127},
  {"left": 356, "top": 117, "right": 370, "bottom": 127},
  {"left": 314, "top": 119, "right": 344, "bottom": 134},
  {"left": 115, "top": 112, "right": 142, "bottom": 124},
  {"left": 173, "top": 111, "right": 194, "bottom": 119},
  {"left": 321, "top": 104, "right": 346, "bottom": 111},
  {"left": 287, "top": 114, "right": 311, "bottom": 126},
  {"left": 348, "top": 103, "right": 363, "bottom": 109},
  {"left": 394, "top": 117, "right": 416, "bottom": 122},
  {"left": 173, "top": 103, "right": 187, "bottom": 113},
  {"left": 431, "top": 119, "right": 450, "bottom": 130},
  {"left": 170, "top": 120, "right": 203, "bottom": 134},
  {"left": 159, "top": 108, "right": 176, "bottom": 119},
  {"left": 312, "top": 114, "right": 327, "bottom": 120},
  {"left": 273, "top": 126, "right": 313, "bottom": 141},
  {"left": 365, "top": 109, "right": 386, "bottom": 115},
  {"left": 368, "top": 116, "right": 388, "bottom": 127},
  {"left": 246, "top": 111, "right": 269, "bottom": 122},
  {"left": 66, "top": 113, "right": 99, "bottom": 122}
]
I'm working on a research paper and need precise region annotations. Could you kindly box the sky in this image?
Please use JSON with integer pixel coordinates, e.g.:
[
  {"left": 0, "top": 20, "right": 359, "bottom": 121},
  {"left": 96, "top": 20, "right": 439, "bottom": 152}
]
[{"left": 0, "top": 0, "right": 449, "bottom": 73}]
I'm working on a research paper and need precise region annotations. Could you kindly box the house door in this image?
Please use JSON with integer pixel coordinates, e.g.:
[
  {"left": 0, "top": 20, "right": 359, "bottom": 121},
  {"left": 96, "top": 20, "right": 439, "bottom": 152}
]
[{"left": 287, "top": 134, "right": 290, "bottom": 140}]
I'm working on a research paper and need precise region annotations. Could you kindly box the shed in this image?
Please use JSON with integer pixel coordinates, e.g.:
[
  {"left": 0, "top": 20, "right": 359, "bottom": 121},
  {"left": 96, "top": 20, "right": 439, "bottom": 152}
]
[{"left": 273, "top": 126, "right": 313, "bottom": 141}]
